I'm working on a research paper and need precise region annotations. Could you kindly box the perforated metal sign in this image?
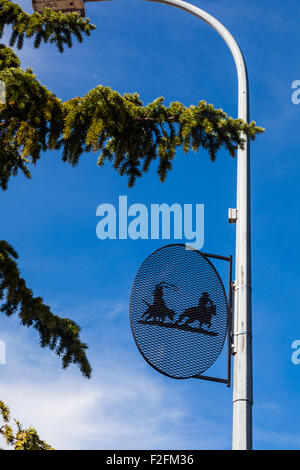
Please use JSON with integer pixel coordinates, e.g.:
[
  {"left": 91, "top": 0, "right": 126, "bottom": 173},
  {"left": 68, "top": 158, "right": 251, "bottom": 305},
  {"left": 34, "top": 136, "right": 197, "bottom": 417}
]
[{"left": 130, "top": 244, "right": 231, "bottom": 380}]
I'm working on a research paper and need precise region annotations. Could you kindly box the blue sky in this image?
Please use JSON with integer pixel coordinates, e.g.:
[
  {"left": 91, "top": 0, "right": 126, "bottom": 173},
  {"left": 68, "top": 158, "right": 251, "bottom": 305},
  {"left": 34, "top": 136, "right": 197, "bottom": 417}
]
[{"left": 0, "top": 0, "right": 300, "bottom": 450}]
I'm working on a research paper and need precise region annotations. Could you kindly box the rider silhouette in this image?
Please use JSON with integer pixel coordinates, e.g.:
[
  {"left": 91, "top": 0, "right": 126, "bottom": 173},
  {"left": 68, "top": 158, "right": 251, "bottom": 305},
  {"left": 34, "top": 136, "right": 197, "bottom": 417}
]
[
  {"left": 198, "top": 292, "right": 214, "bottom": 312},
  {"left": 153, "top": 283, "right": 164, "bottom": 308},
  {"left": 141, "top": 282, "right": 177, "bottom": 324}
]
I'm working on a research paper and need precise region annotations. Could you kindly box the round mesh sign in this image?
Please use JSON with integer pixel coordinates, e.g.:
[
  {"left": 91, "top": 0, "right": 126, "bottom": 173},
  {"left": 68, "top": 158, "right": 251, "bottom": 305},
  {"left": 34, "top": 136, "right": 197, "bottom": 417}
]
[{"left": 130, "top": 244, "right": 228, "bottom": 379}]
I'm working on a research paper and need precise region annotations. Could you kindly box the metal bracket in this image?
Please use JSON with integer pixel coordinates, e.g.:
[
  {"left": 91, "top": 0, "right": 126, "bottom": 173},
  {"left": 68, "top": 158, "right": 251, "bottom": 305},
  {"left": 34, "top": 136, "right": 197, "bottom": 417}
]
[
  {"left": 228, "top": 208, "right": 238, "bottom": 224},
  {"left": 232, "top": 328, "right": 252, "bottom": 353},
  {"left": 233, "top": 283, "right": 252, "bottom": 292},
  {"left": 234, "top": 331, "right": 252, "bottom": 337},
  {"left": 194, "top": 253, "right": 233, "bottom": 387},
  {"left": 231, "top": 282, "right": 252, "bottom": 354},
  {"left": 230, "top": 333, "right": 236, "bottom": 355}
]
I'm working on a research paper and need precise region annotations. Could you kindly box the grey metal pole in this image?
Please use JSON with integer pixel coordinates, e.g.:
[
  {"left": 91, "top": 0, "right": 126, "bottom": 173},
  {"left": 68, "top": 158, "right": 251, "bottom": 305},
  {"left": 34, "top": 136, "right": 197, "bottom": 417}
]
[{"left": 97, "top": 0, "right": 253, "bottom": 450}]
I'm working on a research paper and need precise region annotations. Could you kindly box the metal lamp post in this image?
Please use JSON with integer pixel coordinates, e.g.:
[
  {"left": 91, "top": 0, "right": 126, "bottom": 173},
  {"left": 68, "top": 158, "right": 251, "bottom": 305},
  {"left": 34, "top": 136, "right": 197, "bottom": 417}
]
[
  {"left": 33, "top": 0, "right": 253, "bottom": 450},
  {"left": 131, "top": 0, "right": 253, "bottom": 450}
]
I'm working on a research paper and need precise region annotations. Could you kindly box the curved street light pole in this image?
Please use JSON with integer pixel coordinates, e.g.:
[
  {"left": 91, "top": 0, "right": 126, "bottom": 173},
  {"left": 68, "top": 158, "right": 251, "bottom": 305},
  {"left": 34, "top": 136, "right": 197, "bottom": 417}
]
[
  {"left": 98, "top": 0, "right": 253, "bottom": 450},
  {"left": 145, "top": 0, "right": 253, "bottom": 451}
]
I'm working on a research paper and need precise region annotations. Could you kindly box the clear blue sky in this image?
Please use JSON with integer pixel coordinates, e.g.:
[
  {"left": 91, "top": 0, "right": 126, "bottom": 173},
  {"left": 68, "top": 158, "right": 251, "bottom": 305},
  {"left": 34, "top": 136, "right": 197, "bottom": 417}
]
[{"left": 1, "top": 0, "right": 300, "bottom": 450}]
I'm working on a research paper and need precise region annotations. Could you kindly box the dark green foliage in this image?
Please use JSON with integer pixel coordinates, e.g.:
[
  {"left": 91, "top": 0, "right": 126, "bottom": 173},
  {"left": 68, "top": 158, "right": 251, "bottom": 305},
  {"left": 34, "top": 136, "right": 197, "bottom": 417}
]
[
  {"left": 0, "top": 43, "right": 19, "bottom": 68},
  {"left": 61, "top": 88, "right": 263, "bottom": 187},
  {"left": 0, "top": 3, "right": 264, "bottom": 190},
  {"left": 0, "top": 50, "right": 264, "bottom": 189},
  {"left": 0, "top": 240, "right": 91, "bottom": 378},
  {"left": 0, "top": 62, "right": 63, "bottom": 189}
]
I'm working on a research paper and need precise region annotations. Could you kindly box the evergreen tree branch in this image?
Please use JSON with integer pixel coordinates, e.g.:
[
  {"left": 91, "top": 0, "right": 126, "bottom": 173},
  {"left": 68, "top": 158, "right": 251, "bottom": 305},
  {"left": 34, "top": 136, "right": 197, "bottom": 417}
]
[
  {"left": 0, "top": 48, "right": 265, "bottom": 189},
  {"left": 0, "top": 240, "right": 92, "bottom": 378}
]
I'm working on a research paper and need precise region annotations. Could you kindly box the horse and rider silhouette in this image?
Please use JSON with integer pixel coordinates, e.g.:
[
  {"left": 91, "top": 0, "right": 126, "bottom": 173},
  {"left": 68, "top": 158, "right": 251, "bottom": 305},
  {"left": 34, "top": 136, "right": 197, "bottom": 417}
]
[
  {"left": 140, "top": 281, "right": 216, "bottom": 331},
  {"left": 141, "top": 281, "right": 177, "bottom": 324}
]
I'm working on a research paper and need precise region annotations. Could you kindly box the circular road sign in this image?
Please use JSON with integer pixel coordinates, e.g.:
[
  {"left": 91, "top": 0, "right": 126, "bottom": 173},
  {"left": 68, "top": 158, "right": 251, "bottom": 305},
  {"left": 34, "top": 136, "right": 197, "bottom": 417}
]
[{"left": 129, "top": 244, "right": 229, "bottom": 379}]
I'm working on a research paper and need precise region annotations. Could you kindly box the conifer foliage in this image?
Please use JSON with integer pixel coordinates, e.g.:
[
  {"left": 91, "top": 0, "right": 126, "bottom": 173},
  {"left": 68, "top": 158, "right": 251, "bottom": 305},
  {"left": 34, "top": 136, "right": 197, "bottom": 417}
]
[
  {"left": 0, "top": 1, "right": 264, "bottom": 191},
  {"left": 0, "top": 400, "right": 54, "bottom": 450},
  {"left": 0, "top": 0, "right": 95, "bottom": 52},
  {"left": 0, "top": 240, "right": 91, "bottom": 378}
]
